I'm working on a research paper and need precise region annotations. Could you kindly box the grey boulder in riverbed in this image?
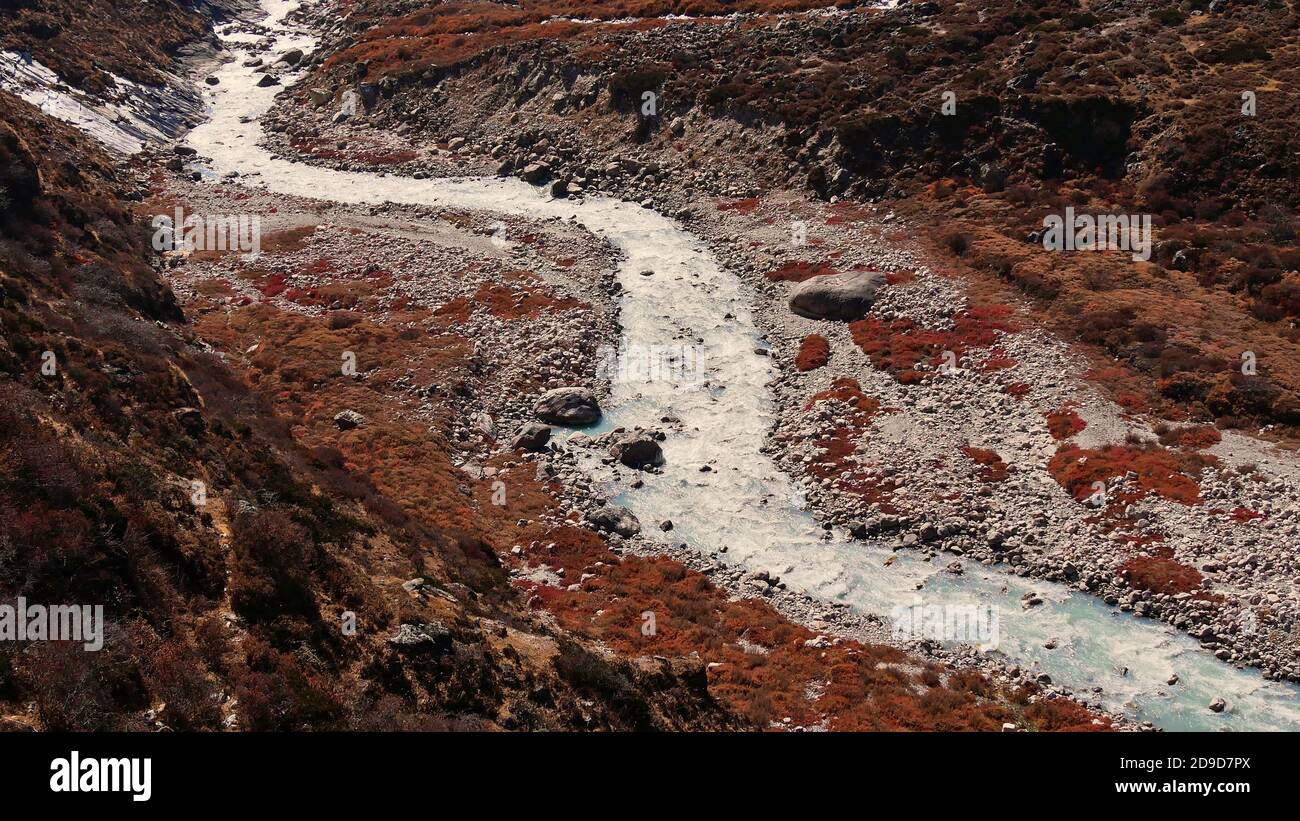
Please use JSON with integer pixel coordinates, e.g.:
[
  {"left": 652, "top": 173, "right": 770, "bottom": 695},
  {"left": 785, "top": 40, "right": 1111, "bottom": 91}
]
[
  {"left": 533, "top": 387, "right": 601, "bottom": 425},
  {"left": 608, "top": 429, "right": 665, "bottom": 469},
  {"left": 587, "top": 505, "right": 641, "bottom": 537},
  {"left": 788, "top": 270, "right": 887, "bottom": 321}
]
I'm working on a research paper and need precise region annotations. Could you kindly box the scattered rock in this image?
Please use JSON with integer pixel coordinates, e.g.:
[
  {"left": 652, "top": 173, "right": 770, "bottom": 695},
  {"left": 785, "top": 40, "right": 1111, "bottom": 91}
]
[
  {"left": 609, "top": 429, "right": 664, "bottom": 469},
  {"left": 387, "top": 621, "right": 451, "bottom": 652},
  {"left": 333, "top": 409, "right": 365, "bottom": 430}
]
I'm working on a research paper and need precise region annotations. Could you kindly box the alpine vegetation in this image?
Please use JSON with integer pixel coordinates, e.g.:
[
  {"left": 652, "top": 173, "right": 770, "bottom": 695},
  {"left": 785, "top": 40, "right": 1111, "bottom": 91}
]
[
  {"left": 4, "top": 0, "right": 1300, "bottom": 759},
  {"left": 1041, "top": 207, "right": 1152, "bottom": 262}
]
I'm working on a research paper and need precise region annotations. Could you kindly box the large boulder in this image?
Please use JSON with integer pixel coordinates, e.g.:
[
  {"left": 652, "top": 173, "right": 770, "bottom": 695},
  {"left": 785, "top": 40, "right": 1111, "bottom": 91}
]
[
  {"left": 608, "top": 429, "right": 664, "bottom": 469},
  {"left": 788, "top": 270, "right": 886, "bottom": 321},
  {"left": 173, "top": 407, "right": 206, "bottom": 437},
  {"left": 533, "top": 387, "right": 601, "bottom": 426},
  {"left": 511, "top": 422, "right": 552, "bottom": 452},
  {"left": 521, "top": 162, "right": 551, "bottom": 184},
  {"left": 387, "top": 621, "right": 452, "bottom": 655},
  {"left": 358, "top": 83, "right": 380, "bottom": 108},
  {"left": 587, "top": 505, "right": 641, "bottom": 537}
]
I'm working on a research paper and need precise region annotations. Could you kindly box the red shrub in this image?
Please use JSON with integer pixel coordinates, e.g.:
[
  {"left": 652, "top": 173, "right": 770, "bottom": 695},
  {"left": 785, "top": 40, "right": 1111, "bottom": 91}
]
[
  {"left": 1119, "top": 556, "right": 1206, "bottom": 596},
  {"left": 1158, "top": 424, "right": 1221, "bottom": 450},
  {"left": 849, "top": 304, "right": 1018, "bottom": 382},
  {"left": 961, "top": 445, "right": 1009, "bottom": 482},
  {"left": 767, "top": 260, "right": 838, "bottom": 282},
  {"left": 716, "top": 197, "right": 760, "bottom": 213},
  {"left": 1048, "top": 444, "right": 1212, "bottom": 506},
  {"left": 795, "top": 334, "right": 830, "bottom": 371},
  {"left": 1045, "top": 407, "right": 1087, "bottom": 440},
  {"left": 229, "top": 509, "right": 318, "bottom": 623}
]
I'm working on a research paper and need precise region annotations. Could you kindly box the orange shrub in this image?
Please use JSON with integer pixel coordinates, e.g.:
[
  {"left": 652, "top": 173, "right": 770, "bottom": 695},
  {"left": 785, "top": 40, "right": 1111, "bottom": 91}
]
[{"left": 1048, "top": 444, "right": 1213, "bottom": 506}]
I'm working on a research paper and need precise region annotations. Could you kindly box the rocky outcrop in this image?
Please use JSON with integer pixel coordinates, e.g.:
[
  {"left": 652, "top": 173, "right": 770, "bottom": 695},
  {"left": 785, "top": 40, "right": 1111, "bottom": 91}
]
[{"left": 333, "top": 409, "right": 365, "bottom": 430}]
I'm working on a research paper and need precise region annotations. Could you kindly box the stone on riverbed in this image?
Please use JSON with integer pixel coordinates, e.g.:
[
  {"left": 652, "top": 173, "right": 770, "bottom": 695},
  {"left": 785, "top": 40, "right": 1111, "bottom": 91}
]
[
  {"left": 533, "top": 387, "right": 601, "bottom": 426},
  {"left": 521, "top": 162, "right": 551, "bottom": 184},
  {"left": 608, "top": 429, "right": 664, "bottom": 469},
  {"left": 788, "top": 270, "right": 886, "bottom": 321},
  {"left": 587, "top": 505, "right": 641, "bottom": 537},
  {"left": 511, "top": 422, "right": 552, "bottom": 452}
]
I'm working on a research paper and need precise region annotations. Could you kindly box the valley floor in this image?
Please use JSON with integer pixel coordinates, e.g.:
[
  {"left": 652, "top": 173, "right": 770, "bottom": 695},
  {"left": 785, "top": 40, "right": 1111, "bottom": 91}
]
[
  {"left": 9, "top": 0, "right": 1300, "bottom": 731},
  {"left": 152, "top": 0, "right": 1300, "bottom": 730}
]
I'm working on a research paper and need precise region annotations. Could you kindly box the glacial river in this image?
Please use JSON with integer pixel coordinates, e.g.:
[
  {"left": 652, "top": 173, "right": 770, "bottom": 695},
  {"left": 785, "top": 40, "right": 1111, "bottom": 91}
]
[{"left": 187, "top": 0, "right": 1300, "bottom": 731}]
